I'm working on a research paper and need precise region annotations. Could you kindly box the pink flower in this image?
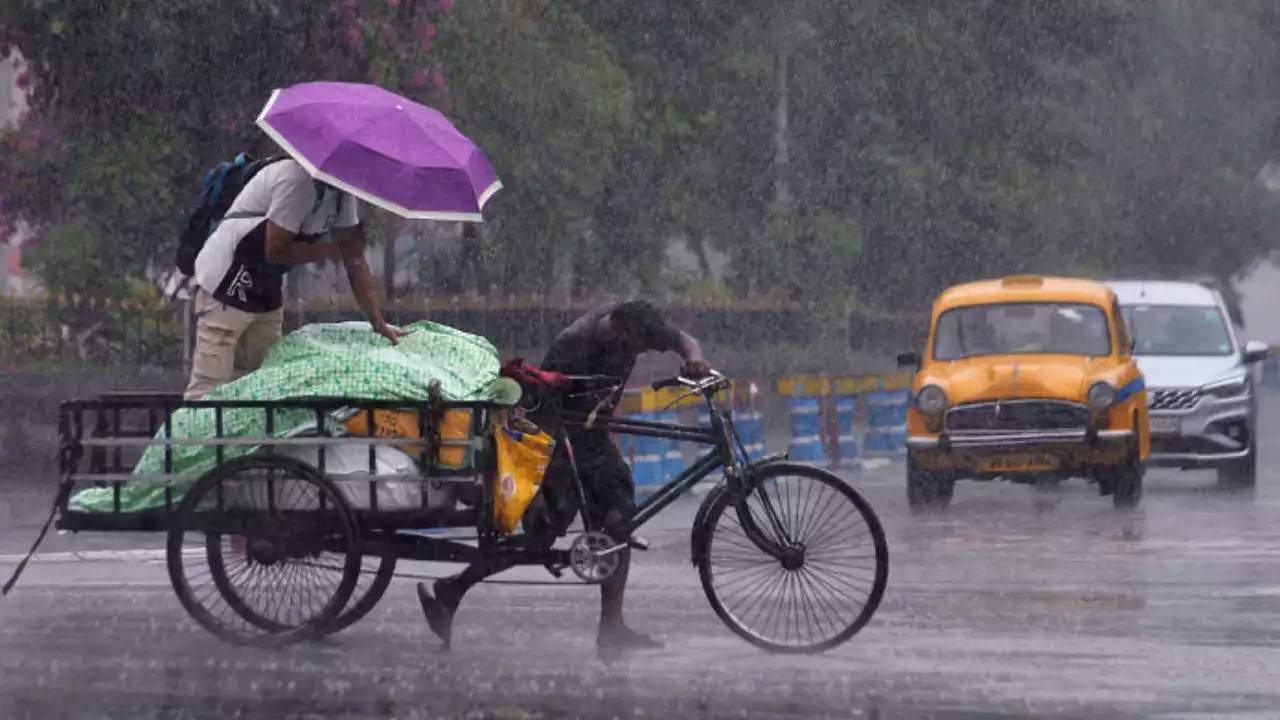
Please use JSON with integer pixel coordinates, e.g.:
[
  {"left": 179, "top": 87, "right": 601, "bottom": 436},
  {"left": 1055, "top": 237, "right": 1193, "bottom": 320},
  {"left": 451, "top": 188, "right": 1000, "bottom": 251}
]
[
  {"left": 387, "top": 0, "right": 401, "bottom": 7},
  {"left": 410, "top": 68, "right": 430, "bottom": 88},
  {"left": 437, "top": 0, "right": 454, "bottom": 12},
  {"left": 432, "top": 68, "right": 446, "bottom": 89},
  {"left": 14, "top": 72, "right": 30, "bottom": 90}
]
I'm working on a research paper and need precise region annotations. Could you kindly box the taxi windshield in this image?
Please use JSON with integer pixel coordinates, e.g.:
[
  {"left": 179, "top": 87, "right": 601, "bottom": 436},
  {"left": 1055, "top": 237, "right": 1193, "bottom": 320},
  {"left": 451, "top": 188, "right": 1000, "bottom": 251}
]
[{"left": 933, "top": 302, "right": 1111, "bottom": 360}]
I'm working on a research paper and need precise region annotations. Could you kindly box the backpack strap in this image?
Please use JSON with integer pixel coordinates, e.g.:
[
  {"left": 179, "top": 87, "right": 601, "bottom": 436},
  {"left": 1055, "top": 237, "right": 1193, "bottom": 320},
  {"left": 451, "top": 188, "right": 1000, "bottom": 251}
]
[{"left": 221, "top": 211, "right": 265, "bottom": 222}]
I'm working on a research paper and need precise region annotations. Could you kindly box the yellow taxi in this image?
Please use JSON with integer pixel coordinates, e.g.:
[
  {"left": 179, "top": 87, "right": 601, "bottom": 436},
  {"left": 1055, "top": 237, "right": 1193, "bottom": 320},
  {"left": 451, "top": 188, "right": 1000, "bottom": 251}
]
[{"left": 897, "top": 275, "right": 1149, "bottom": 509}]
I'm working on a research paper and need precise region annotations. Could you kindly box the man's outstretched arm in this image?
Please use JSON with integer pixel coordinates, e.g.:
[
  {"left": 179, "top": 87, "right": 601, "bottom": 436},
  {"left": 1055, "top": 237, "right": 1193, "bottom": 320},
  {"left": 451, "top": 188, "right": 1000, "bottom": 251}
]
[{"left": 334, "top": 224, "right": 412, "bottom": 346}]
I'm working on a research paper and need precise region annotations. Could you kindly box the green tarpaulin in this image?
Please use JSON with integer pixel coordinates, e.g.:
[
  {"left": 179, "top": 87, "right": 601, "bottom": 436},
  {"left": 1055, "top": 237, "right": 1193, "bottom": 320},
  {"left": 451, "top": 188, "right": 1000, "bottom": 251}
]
[{"left": 71, "top": 320, "right": 518, "bottom": 512}]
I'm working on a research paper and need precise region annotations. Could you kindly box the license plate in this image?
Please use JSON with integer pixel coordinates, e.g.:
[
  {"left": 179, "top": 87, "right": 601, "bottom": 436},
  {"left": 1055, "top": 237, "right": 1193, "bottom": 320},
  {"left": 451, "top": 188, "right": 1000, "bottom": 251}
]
[
  {"left": 978, "top": 454, "right": 1059, "bottom": 473},
  {"left": 1149, "top": 416, "right": 1180, "bottom": 435}
]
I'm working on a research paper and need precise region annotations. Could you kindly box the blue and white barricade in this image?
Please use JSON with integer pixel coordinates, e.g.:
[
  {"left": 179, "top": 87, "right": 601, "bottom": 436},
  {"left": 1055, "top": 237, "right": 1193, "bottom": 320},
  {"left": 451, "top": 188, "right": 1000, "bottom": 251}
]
[
  {"left": 863, "top": 390, "right": 909, "bottom": 456},
  {"left": 832, "top": 393, "right": 859, "bottom": 468},
  {"left": 703, "top": 405, "right": 766, "bottom": 461},
  {"left": 735, "top": 408, "right": 766, "bottom": 460},
  {"left": 787, "top": 396, "right": 827, "bottom": 463},
  {"left": 660, "top": 410, "right": 685, "bottom": 481},
  {"left": 1263, "top": 355, "right": 1280, "bottom": 389},
  {"left": 623, "top": 412, "right": 667, "bottom": 497}
]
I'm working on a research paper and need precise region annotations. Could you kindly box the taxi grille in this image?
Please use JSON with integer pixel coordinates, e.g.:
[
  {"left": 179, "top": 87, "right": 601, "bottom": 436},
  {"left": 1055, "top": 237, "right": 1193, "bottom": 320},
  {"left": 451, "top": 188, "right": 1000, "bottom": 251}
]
[
  {"left": 1148, "top": 388, "right": 1202, "bottom": 412},
  {"left": 945, "top": 400, "right": 1091, "bottom": 432}
]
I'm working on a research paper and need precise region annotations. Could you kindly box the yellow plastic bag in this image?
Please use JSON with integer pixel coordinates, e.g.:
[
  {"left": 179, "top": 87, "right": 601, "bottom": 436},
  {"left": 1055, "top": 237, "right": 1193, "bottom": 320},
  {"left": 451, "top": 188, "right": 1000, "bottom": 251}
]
[{"left": 492, "top": 418, "right": 556, "bottom": 534}]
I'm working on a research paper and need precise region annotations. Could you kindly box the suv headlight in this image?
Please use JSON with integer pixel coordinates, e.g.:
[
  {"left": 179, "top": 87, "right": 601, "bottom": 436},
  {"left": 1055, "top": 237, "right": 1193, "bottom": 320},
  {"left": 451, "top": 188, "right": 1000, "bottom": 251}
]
[
  {"left": 1087, "top": 381, "right": 1116, "bottom": 410},
  {"left": 916, "top": 385, "right": 947, "bottom": 416},
  {"left": 1203, "top": 374, "right": 1249, "bottom": 399}
]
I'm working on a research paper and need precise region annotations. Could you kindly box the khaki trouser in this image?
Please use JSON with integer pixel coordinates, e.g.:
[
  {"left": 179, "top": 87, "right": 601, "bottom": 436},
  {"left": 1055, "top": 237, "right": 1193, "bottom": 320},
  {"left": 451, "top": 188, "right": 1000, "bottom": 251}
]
[{"left": 183, "top": 288, "right": 283, "bottom": 400}]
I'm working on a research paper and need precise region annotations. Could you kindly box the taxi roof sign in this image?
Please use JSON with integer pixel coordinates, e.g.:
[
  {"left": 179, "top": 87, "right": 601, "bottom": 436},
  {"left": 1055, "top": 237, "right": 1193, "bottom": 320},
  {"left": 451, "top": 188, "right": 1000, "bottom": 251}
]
[{"left": 1001, "top": 275, "right": 1044, "bottom": 287}]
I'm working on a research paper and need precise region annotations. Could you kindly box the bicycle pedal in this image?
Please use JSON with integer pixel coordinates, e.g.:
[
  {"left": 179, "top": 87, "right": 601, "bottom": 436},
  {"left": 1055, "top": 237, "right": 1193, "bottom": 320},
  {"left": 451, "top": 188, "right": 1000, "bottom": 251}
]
[
  {"left": 544, "top": 563, "right": 564, "bottom": 579},
  {"left": 628, "top": 536, "right": 650, "bottom": 552}
]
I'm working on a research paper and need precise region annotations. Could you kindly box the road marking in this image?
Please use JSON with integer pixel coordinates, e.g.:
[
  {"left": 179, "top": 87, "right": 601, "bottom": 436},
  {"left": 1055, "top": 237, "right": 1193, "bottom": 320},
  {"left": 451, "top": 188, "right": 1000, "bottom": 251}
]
[
  {"left": 0, "top": 548, "right": 200, "bottom": 564},
  {"left": 859, "top": 457, "right": 894, "bottom": 471}
]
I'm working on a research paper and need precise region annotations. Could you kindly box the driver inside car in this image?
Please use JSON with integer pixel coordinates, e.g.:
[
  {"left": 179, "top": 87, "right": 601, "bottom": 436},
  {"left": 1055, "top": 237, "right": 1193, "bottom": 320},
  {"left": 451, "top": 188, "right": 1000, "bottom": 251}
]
[{"left": 416, "top": 301, "right": 711, "bottom": 650}]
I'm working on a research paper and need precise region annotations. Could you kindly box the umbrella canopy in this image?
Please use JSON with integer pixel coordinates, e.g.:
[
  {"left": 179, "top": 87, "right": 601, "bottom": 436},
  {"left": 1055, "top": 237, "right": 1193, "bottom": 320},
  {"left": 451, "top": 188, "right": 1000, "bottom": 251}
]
[{"left": 256, "top": 81, "right": 501, "bottom": 222}]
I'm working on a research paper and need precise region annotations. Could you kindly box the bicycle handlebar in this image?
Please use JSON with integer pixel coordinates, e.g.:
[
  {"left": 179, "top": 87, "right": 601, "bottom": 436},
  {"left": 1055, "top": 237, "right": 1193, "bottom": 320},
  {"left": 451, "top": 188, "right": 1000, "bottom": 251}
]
[{"left": 651, "top": 370, "right": 728, "bottom": 394}]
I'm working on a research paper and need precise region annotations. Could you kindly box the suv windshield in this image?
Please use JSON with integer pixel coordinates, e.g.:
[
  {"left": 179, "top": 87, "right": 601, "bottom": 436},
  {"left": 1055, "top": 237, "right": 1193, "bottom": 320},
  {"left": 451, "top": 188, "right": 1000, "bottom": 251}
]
[
  {"left": 1120, "top": 304, "right": 1233, "bottom": 356},
  {"left": 933, "top": 303, "right": 1111, "bottom": 360}
]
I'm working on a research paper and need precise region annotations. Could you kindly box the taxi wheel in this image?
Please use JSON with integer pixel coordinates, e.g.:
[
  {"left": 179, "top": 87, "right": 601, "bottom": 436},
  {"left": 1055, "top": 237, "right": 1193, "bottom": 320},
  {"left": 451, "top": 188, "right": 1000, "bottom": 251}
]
[
  {"left": 1111, "top": 454, "right": 1143, "bottom": 510},
  {"left": 907, "top": 455, "right": 953, "bottom": 510}
]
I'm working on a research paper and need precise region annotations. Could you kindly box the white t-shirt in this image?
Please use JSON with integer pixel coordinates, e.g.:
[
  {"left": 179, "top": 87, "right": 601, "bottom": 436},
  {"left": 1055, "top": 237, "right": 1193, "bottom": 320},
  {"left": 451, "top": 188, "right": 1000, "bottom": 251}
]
[{"left": 194, "top": 159, "right": 359, "bottom": 311}]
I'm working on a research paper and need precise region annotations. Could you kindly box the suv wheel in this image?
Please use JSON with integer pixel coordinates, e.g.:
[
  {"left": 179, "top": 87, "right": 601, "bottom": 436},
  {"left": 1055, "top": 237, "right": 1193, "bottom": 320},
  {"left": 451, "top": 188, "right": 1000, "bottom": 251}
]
[
  {"left": 907, "top": 454, "right": 953, "bottom": 510},
  {"left": 1217, "top": 447, "right": 1257, "bottom": 489}
]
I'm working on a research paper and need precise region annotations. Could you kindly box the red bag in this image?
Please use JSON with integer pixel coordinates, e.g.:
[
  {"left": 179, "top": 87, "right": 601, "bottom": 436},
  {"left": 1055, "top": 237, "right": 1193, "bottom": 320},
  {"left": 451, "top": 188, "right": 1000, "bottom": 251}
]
[{"left": 500, "top": 358, "right": 570, "bottom": 391}]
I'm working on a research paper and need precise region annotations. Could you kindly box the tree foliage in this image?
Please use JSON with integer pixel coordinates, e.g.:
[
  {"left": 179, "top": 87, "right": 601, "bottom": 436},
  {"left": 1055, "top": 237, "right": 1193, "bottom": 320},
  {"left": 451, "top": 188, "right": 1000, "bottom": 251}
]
[{"left": 2, "top": 0, "right": 1278, "bottom": 312}]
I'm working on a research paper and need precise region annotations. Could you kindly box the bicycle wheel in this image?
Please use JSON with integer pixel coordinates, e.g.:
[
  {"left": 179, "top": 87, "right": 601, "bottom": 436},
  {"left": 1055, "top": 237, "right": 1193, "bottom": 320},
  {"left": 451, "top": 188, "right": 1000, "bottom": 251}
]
[
  {"left": 696, "top": 462, "right": 888, "bottom": 653},
  {"left": 167, "top": 456, "right": 362, "bottom": 645}
]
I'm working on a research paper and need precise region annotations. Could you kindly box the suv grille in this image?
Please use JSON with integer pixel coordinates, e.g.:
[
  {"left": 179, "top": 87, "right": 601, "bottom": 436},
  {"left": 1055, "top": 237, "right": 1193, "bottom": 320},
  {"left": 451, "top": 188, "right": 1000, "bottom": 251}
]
[
  {"left": 1149, "top": 388, "right": 1202, "bottom": 411},
  {"left": 945, "top": 400, "right": 1090, "bottom": 432}
]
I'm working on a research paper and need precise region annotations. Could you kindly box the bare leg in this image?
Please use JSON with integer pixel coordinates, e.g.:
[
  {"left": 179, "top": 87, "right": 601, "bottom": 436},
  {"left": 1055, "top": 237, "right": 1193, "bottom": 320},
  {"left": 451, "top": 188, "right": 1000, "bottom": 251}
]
[
  {"left": 599, "top": 509, "right": 629, "bottom": 630},
  {"left": 596, "top": 509, "right": 661, "bottom": 649},
  {"left": 417, "top": 557, "right": 515, "bottom": 647}
]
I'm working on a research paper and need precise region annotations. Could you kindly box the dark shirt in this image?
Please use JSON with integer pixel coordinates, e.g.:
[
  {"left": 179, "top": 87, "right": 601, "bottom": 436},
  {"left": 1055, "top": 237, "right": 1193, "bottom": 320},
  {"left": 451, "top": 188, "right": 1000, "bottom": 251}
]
[{"left": 541, "top": 302, "right": 683, "bottom": 416}]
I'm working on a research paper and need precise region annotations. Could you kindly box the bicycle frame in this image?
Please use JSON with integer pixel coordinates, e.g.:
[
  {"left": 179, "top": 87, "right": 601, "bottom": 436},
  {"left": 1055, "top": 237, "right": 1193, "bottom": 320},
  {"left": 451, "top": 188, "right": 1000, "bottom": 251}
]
[
  {"left": 558, "top": 409, "right": 725, "bottom": 535},
  {"left": 554, "top": 377, "right": 793, "bottom": 542}
]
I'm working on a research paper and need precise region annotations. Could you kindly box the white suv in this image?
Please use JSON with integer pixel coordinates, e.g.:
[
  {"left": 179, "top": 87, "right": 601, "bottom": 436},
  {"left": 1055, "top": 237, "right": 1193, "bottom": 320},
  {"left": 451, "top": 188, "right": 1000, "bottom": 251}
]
[{"left": 1107, "top": 280, "right": 1268, "bottom": 487}]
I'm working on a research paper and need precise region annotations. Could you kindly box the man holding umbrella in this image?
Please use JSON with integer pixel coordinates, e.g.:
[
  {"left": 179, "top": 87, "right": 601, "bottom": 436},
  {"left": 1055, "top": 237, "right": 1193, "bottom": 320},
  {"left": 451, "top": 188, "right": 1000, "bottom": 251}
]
[
  {"left": 184, "top": 82, "right": 502, "bottom": 399},
  {"left": 185, "top": 159, "right": 404, "bottom": 398}
]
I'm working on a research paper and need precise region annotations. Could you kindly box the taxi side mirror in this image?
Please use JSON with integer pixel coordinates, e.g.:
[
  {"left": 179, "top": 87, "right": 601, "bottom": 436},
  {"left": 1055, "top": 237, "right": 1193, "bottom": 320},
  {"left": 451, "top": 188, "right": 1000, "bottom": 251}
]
[
  {"left": 1243, "top": 340, "right": 1269, "bottom": 364},
  {"left": 896, "top": 351, "right": 920, "bottom": 368}
]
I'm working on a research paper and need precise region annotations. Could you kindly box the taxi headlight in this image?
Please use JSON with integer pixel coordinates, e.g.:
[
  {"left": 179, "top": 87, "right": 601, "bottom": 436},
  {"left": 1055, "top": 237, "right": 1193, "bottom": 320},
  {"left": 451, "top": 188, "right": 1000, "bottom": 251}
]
[
  {"left": 916, "top": 385, "right": 948, "bottom": 416},
  {"left": 1087, "top": 381, "right": 1116, "bottom": 410}
]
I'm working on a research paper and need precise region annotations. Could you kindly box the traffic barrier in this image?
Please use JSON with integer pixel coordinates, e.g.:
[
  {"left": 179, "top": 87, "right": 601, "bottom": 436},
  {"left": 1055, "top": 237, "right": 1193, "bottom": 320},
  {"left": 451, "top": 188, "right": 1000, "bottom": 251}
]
[
  {"left": 863, "top": 389, "right": 909, "bottom": 455},
  {"left": 786, "top": 396, "right": 826, "bottom": 463},
  {"left": 626, "top": 411, "right": 668, "bottom": 497},
  {"left": 827, "top": 376, "right": 877, "bottom": 470},
  {"left": 1262, "top": 354, "right": 1280, "bottom": 389},
  {"left": 778, "top": 376, "right": 829, "bottom": 463},
  {"left": 735, "top": 408, "right": 765, "bottom": 460},
  {"left": 660, "top": 410, "right": 685, "bottom": 481},
  {"left": 833, "top": 393, "right": 859, "bottom": 465},
  {"left": 730, "top": 380, "right": 765, "bottom": 461}
]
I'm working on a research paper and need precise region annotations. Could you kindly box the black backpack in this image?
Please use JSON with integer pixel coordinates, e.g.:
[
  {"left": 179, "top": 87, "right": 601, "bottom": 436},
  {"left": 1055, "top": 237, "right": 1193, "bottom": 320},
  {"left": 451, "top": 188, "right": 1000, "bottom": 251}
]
[{"left": 175, "top": 153, "right": 286, "bottom": 276}]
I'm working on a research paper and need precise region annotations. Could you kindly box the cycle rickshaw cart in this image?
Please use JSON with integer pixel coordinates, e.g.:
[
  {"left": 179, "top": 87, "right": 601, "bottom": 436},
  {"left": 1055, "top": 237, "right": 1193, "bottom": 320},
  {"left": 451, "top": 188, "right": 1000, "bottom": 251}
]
[{"left": 7, "top": 371, "right": 889, "bottom": 654}]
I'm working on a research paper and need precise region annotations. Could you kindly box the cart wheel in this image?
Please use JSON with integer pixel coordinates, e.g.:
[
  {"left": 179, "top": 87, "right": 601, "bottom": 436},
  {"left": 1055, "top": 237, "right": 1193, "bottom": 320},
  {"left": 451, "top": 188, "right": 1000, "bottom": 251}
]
[
  {"left": 206, "top": 530, "right": 395, "bottom": 637},
  {"left": 695, "top": 463, "right": 889, "bottom": 654},
  {"left": 327, "top": 530, "right": 398, "bottom": 633},
  {"left": 166, "top": 456, "right": 362, "bottom": 646}
]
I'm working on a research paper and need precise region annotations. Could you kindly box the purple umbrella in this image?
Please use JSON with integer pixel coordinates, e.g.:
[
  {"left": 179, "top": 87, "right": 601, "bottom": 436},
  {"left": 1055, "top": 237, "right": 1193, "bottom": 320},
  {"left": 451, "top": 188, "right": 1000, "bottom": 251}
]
[{"left": 256, "top": 81, "right": 501, "bottom": 222}]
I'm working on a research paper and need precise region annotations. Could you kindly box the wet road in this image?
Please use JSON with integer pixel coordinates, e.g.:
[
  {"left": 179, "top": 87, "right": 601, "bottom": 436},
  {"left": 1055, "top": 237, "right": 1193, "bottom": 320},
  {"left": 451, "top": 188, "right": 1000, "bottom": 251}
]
[{"left": 4, "top": 400, "right": 1280, "bottom": 718}]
